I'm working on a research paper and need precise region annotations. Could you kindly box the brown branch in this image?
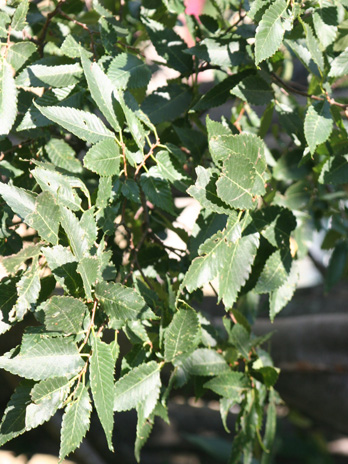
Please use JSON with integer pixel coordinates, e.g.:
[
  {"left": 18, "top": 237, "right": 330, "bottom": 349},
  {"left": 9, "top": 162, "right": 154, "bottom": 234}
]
[
  {"left": 58, "top": 10, "right": 97, "bottom": 59},
  {"left": 134, "top": 139, "right": 160, "bottom": 179},
  {"left": 80, "top": 298, "right": 98, "bottom": 350},
  {"left": 37, "top": 0, "right": 66, "bottom": 57},
  {"left": 272, "top": 72, "right": 348, "bottom": 109},
  {"left": 121, "top": 142, "right": 128, "bottom": 178},
  {"left": 4, "top": 25, "right": 12, "bottom": 59},
  {"left": 233, "top": 106, "right": 245, "bottom": 133}
]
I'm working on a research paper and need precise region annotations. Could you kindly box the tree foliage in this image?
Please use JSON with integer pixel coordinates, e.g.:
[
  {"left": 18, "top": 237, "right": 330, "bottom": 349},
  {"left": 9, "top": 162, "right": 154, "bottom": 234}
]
[{"left": 0, "top": 0, "right": 347, "bottom": 462}]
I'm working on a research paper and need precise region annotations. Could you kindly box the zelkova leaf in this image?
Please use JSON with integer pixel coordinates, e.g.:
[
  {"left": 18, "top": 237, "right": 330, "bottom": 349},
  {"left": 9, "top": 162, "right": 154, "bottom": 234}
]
[
  {"left": 139, "top": 171, "right": 175, "bottom": 215},
  {"left": 329, "top": 47, "right": 348, "bottom": 77},
  {"left": 216, "top": 154, "right": 257, "bottom": 209},
  {"left": 255, "top": 0, "right": 288, "bottom": 65},
  {"left": 0, "top": 337, "right": 84, "bottom": 381},
  {"left": 6, "top": 42, "right": 37, "bottom": 72},
  {"left": 114, "top": 361, "right": 161, "bottom": 412},
  {"left": 11, "top": 0, "right": 29, "bottom": 31},
  {"left": 80, "top": 48, "right": 123, "bottom": 132},
  {"left": 26, "top": 191, "right": 60, "bottom": 245},
  {"left": 77, "top": 256, "right": 100, "bottom": 302},
  {"left": 59, "top": 385, "right": 92, "bottom": 462},
  {"left": 269, "top": 262, "right": 298, "bottom": 321},
  {"left": 3, "top": 244, "right": 42, "bottom": 275},
  {"left": 0, "top": 380, "right": 33, "bottom": 447},
  {"left": 34, "top": 104, "right": 114, "bottom": 144},
  {"left": 16, "top": 63, "right": 82, "bottom": 88},
  {"left": 60, "top": 207, "right": 90, "bottom": 260},
  {"left": 26, "top": 377, "right": 70, "bottom": 431},
  {"left": 319, "top": 154, "right": 348, "bottom": 185},
  {"left": 254, "top": 249, "right": 292, "bottom": 294},
  {"left": 0, "top": 58, "right": 18, "bottom": 136},
  {"left": 0, "top": 277, "right": 18, "bottom": 335},
  {"left": 10, "top": 259, "right": 41, "bottom": 322},
  {"left": 107, "top": 52, "right": 151, "bottom": 89},
  {"left": 45, "top": 138, "right": 82, "bottom": 173},
  {"left": 42, "top": 296, "right": 87, "bottom": 334},
  {"left": 84, "top": 139, "right": 121, "bottom": 176},
  {"left": 231, "top": 75, "right": 273, "bottom": 106},
  {"left": 96, "top": 281, "right": 155, "bottom": 326},
  {"left": 304, "top": 101, "right": 333, "bottom": 154},
  {"left": 187, "top": 167, "right": 233, "bottom": 215},
  {"left": 204, "top": 372, "right": 249, "bottom": 398},
  {"left": 218, "top": 232, "right": 260, "bottom": 308},
  {"left": 302, "top": 22, "right": 324, "bottom": 72},
  {"left": 90, "top": 336, "right": 115, "bottom": 451},
  {"left": 180, "top": 348, "right": 230, "bottom": 376},
  {"left": 164, "top": 307, "right": 200, "bottom": 361}
]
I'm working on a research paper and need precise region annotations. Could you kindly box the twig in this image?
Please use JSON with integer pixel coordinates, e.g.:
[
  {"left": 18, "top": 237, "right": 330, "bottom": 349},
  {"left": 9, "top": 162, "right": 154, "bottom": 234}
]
[
  {"left": 150, "top": 232, "right": 187, "bottom": 257},
  {"left": 209, "top": 282, "right": 219, "bottom": 298},
  {"left": 79, "top": 298, "right": 98, "bottom": 351},
  {"left": 58, "top": 10, "right": 97, "bottom": 59},
  {"left": 134, "top": 138, "right": 160, "bottom": 178},
  {"left": 121, "top": 142, "right": 128, "bottom": 178},
  {"left": 233, "top": 105, "right": 245, "bottom": 133},
  {"left": 3, "top": 25, "right": 12, "bottom": 59},
  {"left": 272, "top": 72, "right": 348, "bottom": 109},
  {"left": 37, "top": 0, "right": 66, "bottom": 56}
]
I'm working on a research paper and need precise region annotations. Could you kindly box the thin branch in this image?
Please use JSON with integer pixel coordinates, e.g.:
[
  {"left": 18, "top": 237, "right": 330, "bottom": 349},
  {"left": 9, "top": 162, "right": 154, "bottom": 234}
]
[
  {"left": 272, "top": 72, "right": 348, "bottom": 109},
  {"left": 58, "top": 10, "right": 97, "bottom": 59},
  {"left": 134, "top": 138, "right": 160, "bottom": 178},
  {"left": 37, "top": 0, "right": 66, "bottom": 56}
]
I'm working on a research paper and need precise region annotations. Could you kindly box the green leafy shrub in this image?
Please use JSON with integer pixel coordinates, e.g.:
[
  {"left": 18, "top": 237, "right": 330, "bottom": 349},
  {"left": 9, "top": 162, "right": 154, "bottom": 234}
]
[{"left": 0, "top": 0, "right": 347, "bottom": 462}]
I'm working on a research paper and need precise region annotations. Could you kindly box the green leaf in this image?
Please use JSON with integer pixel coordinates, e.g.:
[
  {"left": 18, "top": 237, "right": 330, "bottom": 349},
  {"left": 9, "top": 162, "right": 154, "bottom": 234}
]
[
  {"left": 11, "top": 259, "right": 41, "bottom": 322},
  {"left": 77, "top": 256, "right": 100, "bottom": 302},
  {"left": 329, "top": 47, "right": 348, "bottom": 77},
  {"left": 313, "top": 9, "right": 338, "bottom": 49},
  {"left": 116, "top": 91, "right": 146, "bottom": 151},
  {"left": 0, "top": 12, "right": 10, "bottom": 38},
  {"left": 3, "top": 244, "right": 42, "bottom": 275},
  {"left": 26, "top": 191, "right": 60, "bottom": 245},
  {"left": 302, "top": 22, "right": 324, "bottom": 72},
  {"left": 45, "top": 138, "right": 82, "bottom": 174},
  {"left": 193, "top": 73, "right": 252, "bottom": 111},
  {"left": 59, "top": 384, "right": 92, "bottom": 462},
  {"left": 60, "top": 207, "right": 90, "bottom": 260},
  {"left": 0, "top": 380, "right": 33, "bottom": 446},
  {"left": 11, "top": 0, "right": 29, "bottom": 31},
  {"left": 186, "top": 38, "right": 244, "bottom": 67},
  {"left": 80, "top": 48, "right": 123, "bottom": 132},
  {"left": 114, "top": 361, "right": 161, "bottom": 411},
  {"left": 154, "top": 149, "right": 190, "bottom": 191},
  {"left": 26, "top": 377, "right": 70, "bottom": 431},
  {"left": 218, "top": 232, "right": 260, "bottom": 308},
  {"left": 285, "top": 38, "right": 320, "bottom": 77},
  {"left": 107, "top": 53, "right": 151, "bottom": 89},
  {"left": 0, "top": 58, "right": 17, "bottom": 136},
  {"left": 231, "top": 75, "right": 273, "bottom": 106},
  {"left": 0, "top": 337, "right": 84, "bottom": 381},
  {"left": 261, "top": 391, "right": 277, "bottom": 464},
  {"left": 180, "top": 348, "right": 229, "bottom": 376},
  {"left": 325, "top": 241, "right": 348, "bottom": 291},
  {"left": 0, "top": 277, "right": 19, "bottom": 335},
  {"left": 230, "top": 324, "right": 251, "bottom": 358},
  {"left": 6, "top": 42, "right": 37, "bottom": 72},
  {"left": 42, "top": 245, "right": 83, "bottom": 295},
  {"left": 319, "top": 154, "right": 348, "bottom": 185},
  {"left": 90, "top": 336, "right": 115, "bottom": 451},
  {"left": 164, "top": 307, "right": 200, "bottom": 362},
  {"left": 143, "top": 17, "right": 193, "bottom": 74},
  {"left": 34, "top": 104, "right": 114, "bottom": 144},
  {"left": 141, "top": 85, "right": 192, "bottom": 124},
  {"left": 269, "top": 262, "right": 298, "bottom": 321},
  {"left": 255, "top": 0, "right": 288, "bottom": 65},
  {"left": 31, "top": 166, "right": 82, "bottom": 211},
  {"left": 209, "top": 132, "right": 266, "bottom": 192},
  {"left": 187, "top": 167, "right": 233, "bottom": 215},
  {"left": 61, "top": 34, "right": 92, "bottom": 59},
  {"left": 42, "top": 296, "right": 87, "bottom": 334},
  {"left": 84, "top": 139, "right": 121, "bottom": 177},
  {"left": 16, "top": 63, "right": 83, "bottom": 88},
  {"left": 96, "top": 281, "right": 154, "bottom": 326},
  {"left": 216, "top": 154, "right": 257, "bottom": 209},
  {"left": 204, "top": 372, "right": 249, "bottom": 398},
  {"left": 140, "top": 171, "right": 175, "bottom": 215},
  {"left": 80, "top": 208, "right": 98, "bottom": 249},
  {"left": 254, "top": 249, "right": 292, "bottom": 293},
  {"left": 304, "top": 101, "right": 333, "bottom": 154}
]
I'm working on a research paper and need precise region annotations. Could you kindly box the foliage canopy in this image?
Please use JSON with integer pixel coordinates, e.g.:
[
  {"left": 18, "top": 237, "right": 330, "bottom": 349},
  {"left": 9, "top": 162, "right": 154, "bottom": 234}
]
[{"left": 0, "top": 0, "right": 347, "bottom": 462}]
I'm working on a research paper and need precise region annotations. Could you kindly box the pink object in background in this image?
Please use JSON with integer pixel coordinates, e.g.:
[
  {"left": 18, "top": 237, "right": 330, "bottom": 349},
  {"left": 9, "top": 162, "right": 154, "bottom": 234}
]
[{"left": 185, "top": 0, "right": 206, "bottom": 19}]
